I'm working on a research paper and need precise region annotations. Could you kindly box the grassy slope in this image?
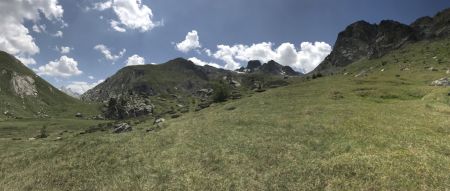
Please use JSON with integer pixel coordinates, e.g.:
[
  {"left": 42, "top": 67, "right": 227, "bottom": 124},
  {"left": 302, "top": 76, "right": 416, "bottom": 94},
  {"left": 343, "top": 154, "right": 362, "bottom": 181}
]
[
  {"left": 1, "top": 38, "right": 450, "bottom": 190},
  {"left": 0, "top": 52, "right": 100, "bottom": 119}
]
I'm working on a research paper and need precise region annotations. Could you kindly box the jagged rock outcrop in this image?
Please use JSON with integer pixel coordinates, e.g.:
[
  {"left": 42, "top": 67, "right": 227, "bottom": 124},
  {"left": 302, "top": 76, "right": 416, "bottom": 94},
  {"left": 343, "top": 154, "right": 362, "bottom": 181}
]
[
  {"left": 103, "top": 96, "right": 154, "bottom": 119},
  {"left": 313, "top": 8, "right": 450, "bottom": 74},
  {"left": 11, "top": 72, "right": 38, "bottom": 97}
]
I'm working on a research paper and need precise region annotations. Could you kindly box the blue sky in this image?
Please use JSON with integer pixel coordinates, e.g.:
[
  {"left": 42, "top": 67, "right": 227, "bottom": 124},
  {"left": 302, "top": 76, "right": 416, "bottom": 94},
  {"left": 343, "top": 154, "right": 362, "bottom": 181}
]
[{"left": 1, "top": 0, "right": 449, "bottom": 93}]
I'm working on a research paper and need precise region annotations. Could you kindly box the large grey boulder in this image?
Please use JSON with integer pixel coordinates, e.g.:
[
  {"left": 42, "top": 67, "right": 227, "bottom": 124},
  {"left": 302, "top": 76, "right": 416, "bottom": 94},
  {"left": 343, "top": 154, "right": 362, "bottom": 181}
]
[{"left": 431, "top": 78, "right": 450, "bottom": 86}]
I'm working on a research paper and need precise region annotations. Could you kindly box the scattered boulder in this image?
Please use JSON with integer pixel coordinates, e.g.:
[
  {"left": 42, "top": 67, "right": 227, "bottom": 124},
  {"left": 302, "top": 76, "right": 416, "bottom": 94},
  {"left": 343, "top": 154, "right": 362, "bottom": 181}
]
[
  {"left": 112, "top": 123, "right": 132, "bottom": 133},
  {"left": 148, "top": 118, "right": 166, "bottom": 132},
  {"left": 230, "top": 91, "right": 242, "bottom": 100},
  {"left": 431, "top": 78, "right": 450, "bottom": 86},
  {"left": 92, "top": 115, "right": 105, "bottom": 120},
  {"left": 197, "top": 88, "right": 214, "bottom": 97},
  {"left": 28, "top": 137, "right": 36, "bottom": 141},
  {"left": 197, "top": 102, "right": 211, "bottom": 110},
  {"left": 354, "top": 70, "right": 367, "bottom": 77},
  {"left": 154, "top": 118, "right": 165, "bottom": 125},
  {"left": 75, "top": 113, "right": 83, "bottom": 118},
  {"left": 225, "top": 106, "right": 237, "bottom": 111}
]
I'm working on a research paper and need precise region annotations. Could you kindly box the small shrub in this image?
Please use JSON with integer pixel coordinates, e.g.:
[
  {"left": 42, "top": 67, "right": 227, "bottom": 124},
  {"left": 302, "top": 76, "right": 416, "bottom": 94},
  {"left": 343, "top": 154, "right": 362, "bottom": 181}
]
[
  {"left": 36, "top": 125, "right": 48, "bottom": 139},
  {"left": 312, "top": 73, "right": 323, "bottom": 79},
  {"left": 212, "top": 82, "right": 231, "bottom": 102}
]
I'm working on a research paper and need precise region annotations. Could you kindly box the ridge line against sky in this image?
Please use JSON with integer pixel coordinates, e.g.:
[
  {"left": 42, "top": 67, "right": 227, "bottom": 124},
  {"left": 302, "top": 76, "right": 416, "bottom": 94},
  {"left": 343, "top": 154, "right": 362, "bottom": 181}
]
[{"left": 0, "top": 0, "right": 448, "bottom": 94}]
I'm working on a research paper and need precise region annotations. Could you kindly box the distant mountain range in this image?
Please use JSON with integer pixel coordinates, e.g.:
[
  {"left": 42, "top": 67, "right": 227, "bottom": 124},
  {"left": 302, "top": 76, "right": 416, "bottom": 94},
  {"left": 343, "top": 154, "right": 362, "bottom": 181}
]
[{"left": 59, "top": 86, "right": 81, "bottom": 99}]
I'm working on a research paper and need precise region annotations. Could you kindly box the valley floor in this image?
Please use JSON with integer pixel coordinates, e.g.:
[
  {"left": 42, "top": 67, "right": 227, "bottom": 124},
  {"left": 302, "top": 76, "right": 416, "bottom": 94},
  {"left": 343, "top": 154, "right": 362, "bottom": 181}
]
[{"left": 1, "top": 39, "right": 450, "bottom": 190}]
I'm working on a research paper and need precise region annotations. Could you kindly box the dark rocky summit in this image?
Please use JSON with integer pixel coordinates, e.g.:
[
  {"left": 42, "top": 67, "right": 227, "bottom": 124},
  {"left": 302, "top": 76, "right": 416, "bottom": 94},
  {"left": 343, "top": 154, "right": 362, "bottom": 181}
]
[
  {"left": 237, "top": 60, "right": 301, "bottom": 76},
  {"left": 313, "top": 8, "right": 450, "bottom": 74}
]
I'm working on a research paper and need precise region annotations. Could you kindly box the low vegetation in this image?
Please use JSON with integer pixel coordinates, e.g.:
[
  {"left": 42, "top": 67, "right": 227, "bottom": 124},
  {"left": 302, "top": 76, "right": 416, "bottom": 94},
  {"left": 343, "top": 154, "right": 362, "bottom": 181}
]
[{"left": 0, "top": 38, "right": 449, "bottom": 190}]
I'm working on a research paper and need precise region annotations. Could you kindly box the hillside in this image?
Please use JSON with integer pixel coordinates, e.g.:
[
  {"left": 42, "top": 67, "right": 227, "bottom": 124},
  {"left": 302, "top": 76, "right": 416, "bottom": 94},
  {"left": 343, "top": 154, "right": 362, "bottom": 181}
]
[
  {"left": 0, "top": 51, "right": 100, "bottom": 119},
  {"left": 81, "top": 58, "right": 296, "bottom": 119},
  {"left": 1, "top": 34, "right": 450, "bottom": 190}
]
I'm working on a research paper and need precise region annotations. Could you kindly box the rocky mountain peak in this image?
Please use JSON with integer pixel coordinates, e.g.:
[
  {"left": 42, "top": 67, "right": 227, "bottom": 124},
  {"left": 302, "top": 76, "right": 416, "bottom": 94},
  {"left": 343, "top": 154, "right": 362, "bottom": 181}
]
[
  {"left": 313, "top": 8, "right": 450, "bottom": 74},
  {"left": 247, "top": 60, "right": 262, "bottom": 70},
  {"left": 237, "top": 60, "right": 301, "bottom": 76}
]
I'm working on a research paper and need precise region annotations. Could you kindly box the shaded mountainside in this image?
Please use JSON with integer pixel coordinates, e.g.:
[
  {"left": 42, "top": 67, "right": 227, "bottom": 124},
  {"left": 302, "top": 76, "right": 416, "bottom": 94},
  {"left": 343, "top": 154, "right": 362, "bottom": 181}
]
[
  {"left": 314, "top": 8, "right": 450, "bottom": 74},
  {"left": 81, "top": 58, "right": 295, "bottom": 119},
  {"left": 0, "top": 51, "right": 99, "bottom": 119},
  {"left": 81, "top": 58, "right": 234, "bottom": 102}
]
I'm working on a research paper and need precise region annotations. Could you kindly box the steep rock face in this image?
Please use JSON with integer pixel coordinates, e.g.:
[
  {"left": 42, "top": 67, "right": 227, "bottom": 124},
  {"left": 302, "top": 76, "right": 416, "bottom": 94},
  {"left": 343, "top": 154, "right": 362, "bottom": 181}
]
[
  {"left": 11, "top": 72, "right": 38, "bottom": 97},
  {"left": 314, "top": 20, "right": 416, "bottom": 72},
  {"left": 314, "top": 8, "right": 450, "bottom": 74},
  {"left": 412, "top": 8, "right": 450, "bottom": 38}
]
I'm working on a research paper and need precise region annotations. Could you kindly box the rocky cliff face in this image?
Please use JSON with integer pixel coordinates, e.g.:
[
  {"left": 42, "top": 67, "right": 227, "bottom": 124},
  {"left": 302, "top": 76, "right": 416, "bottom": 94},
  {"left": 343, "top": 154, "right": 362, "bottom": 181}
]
[
  {"left": 11, "top": 72, "right": 38, "bottom": 97},
  {"left": 313, "top": 8, "right": 450, "bottom": 74}
]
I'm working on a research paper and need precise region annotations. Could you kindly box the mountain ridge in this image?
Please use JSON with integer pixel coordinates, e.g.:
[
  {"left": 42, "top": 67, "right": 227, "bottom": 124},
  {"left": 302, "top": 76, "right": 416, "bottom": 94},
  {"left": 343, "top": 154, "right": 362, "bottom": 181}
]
[{"left": 313, "top": 8, "right": 450, "bottom": 74}]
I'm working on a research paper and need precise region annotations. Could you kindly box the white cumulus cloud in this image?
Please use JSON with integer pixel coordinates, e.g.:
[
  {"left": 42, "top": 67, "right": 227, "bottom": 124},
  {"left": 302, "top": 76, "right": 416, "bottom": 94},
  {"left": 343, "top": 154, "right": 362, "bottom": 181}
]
[
  {"left": 125, "top": 54, "right": 145, "bottom": 66},
  {"left": 212, "top": 42, "right": 332, "bottom": 73},
  {"left": 0, "top": 0, "right": 64, "bottom": 64},
  {"left": 176, "top": 30, "right": 201, "bottom": 53},
  {"left": 110, "top": 20, "right": 126, "bottom": 32},
  {"left": 32, "top": 24, "right": 46, "bottom": 33},
  {"left": 36, "top": 56, "right": 83, "bottom": 77},
  {"left": 16, "top": 56, "right": 37, "bottom": 66},
  {"left": 52, "top": 30, "right": 63, "bottom": 37},
  {"left": 92, "top": 0, "right": 160, "bottom": 32},
  {"left": 57, "top": 46, "right": 72, "bottom": 54},
  {"left": 94, "top": 44, "right": 126, "bottom": 62},
  {"left": 188, "top": 57, "right": 222, "bottom": 69}
]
